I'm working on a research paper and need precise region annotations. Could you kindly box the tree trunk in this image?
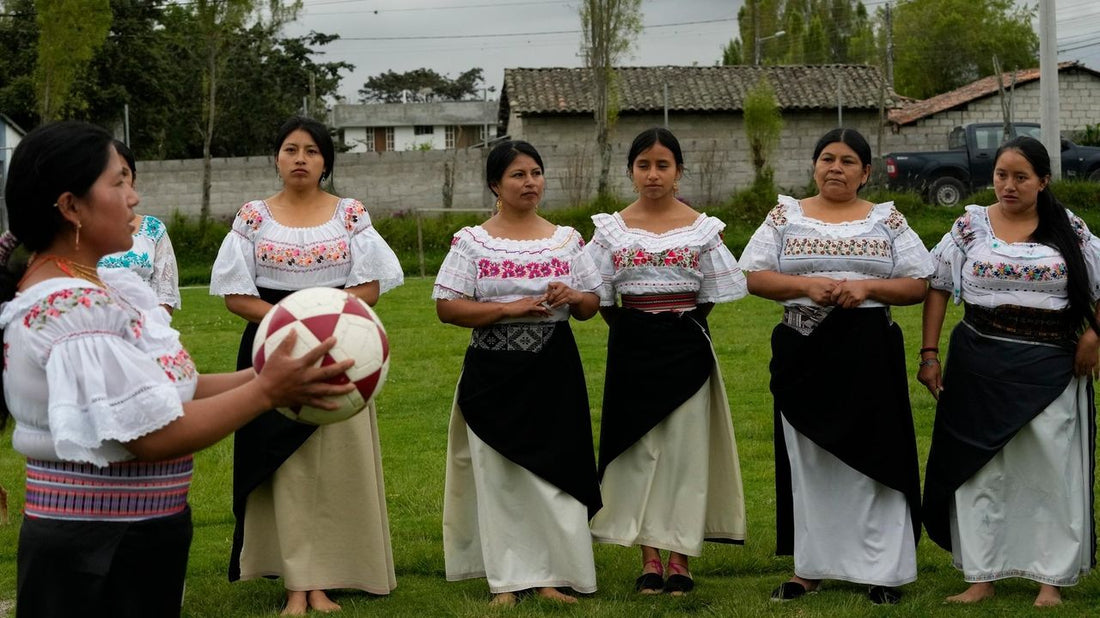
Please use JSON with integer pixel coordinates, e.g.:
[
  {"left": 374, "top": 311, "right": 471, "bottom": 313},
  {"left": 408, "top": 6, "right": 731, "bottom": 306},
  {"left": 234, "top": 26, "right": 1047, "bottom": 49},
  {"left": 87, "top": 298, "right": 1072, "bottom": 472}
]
[{"left": 200, "top": 36, "right": 217, "bottom": 228}]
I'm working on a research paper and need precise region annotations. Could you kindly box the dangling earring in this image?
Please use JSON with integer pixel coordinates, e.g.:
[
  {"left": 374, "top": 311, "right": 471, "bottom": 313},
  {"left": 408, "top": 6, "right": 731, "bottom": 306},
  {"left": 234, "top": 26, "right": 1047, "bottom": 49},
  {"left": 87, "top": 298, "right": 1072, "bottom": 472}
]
[
  {"left": 74, "top": 221, "right": 81, "bottom": 251},
  {"left": 673, "top": 180, "right": 680, "bottom": 195},
  {"left": 495, "top": 196, "right": 503, "bottom": 212},
  {"left": 632, "top": 184, "right": 639, "bottom": 194}
]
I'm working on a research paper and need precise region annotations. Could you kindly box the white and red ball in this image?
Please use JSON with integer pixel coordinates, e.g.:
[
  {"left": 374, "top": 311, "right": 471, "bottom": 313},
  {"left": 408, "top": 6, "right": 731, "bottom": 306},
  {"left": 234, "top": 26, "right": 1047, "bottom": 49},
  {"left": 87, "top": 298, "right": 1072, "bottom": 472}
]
[{"left": 252, "top": 287, "right": 389, "bottom": 425}]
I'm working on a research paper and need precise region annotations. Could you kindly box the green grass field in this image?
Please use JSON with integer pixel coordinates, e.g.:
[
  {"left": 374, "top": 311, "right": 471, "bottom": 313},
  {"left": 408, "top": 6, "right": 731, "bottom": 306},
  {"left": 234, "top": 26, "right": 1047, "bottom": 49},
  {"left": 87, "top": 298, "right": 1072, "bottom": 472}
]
[{"left": 1, "top": 278, "right": 1098, "bottom": 617}]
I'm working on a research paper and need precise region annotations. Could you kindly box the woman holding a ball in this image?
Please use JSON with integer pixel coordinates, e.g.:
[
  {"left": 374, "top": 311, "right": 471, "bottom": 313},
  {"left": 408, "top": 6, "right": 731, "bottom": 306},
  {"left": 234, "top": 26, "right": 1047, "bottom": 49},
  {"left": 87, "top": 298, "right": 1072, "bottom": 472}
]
[
  {"left": 0, "top": 121, "right": 356, "bottom": 617},
  {"left": 211, "top": 116, "right": 403, "bottom": 614},
  {"left": 434, "top": 140, "right": 603, "bottom": 607}
]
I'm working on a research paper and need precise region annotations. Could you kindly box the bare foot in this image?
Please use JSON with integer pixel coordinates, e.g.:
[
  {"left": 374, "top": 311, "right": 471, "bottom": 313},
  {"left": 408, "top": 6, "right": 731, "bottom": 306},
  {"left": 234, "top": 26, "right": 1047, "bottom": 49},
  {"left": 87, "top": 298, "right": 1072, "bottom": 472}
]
[
  {"left": 791, "top": 575, "right": 820, "bottom": 593},
  {"left": 489, "top": 592, "right": 518, "bottom": 608},
  {"left": 1034, "top": 585, "right": 1061, "bottom": 607},
  {"left": 946, "top": 582, "right": 995, "bottom": 603},
  {"left": 308, "top": 590, "right": 342, "bottom": 613},
  {"left": 538, "top": 587, "right": 577, "bottom": 603},
  {"left": 281, "top": 590, "right": 308, "bottom": 616}
]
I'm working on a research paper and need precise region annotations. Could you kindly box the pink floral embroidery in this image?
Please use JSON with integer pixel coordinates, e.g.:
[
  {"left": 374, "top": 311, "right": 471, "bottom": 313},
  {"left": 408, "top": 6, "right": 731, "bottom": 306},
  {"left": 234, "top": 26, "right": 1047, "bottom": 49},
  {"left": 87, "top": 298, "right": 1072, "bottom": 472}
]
[
  {"left": 343, "top": 201, "right": 368, "bottom": 233},
  {"left": 157, "top": 348, "right": 198, "bottom": 383},
  {"left": 767, "top": 204, "right": 788, "bottom": 227},
  {"left": 476, "top": 258, "right": 571, "bottom": 279},
  {"left": 782, "top": 237, "right": 892, "bottom": 258},
  {"left": 256, "top": 241, "right": 350, "bottom": 268},
  {"left": 238, "top": 203, "right": 264, "bottom": 231},
  {"left": 611, "top": 247, "right": 700, "bottom": 271},
  {"left": 883, "top": 208, "right": 907, "bottom": 231},
  {"left": 971, "top": 260, "right": 1067, "bottom": 281},
  {"left": 451, "top": 236, "right": 460, "bottom": 246},
  {"left": 23, "top": 288, "right": 113, "bottom": 330}
]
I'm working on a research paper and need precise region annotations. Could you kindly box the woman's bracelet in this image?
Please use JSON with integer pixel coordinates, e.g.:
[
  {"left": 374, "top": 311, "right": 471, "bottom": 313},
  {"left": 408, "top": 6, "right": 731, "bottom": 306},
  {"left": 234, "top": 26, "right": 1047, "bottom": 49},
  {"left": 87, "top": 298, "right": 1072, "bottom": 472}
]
[
  {"left": 918, "top": 358, "right": 940, "bottom": 368},
  {"left": 919, "top": 346, "right": 939, "bottom": 355}
]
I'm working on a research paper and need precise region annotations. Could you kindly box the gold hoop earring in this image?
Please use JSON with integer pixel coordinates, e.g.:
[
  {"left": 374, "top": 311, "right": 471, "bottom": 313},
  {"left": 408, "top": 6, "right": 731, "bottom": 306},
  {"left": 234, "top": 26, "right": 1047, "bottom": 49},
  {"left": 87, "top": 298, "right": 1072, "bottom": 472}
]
[
  {"left": 495, "top": 196, "right": 503, "bottom": 212},
  {"left": 673, "top": 180, "right": 680, "bottom": 194}
]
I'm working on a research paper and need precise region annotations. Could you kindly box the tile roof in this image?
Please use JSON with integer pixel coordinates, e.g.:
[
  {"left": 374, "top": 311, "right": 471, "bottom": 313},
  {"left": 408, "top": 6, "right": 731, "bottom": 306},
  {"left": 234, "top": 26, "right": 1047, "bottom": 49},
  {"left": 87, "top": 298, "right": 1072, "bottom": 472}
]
[
  {"left": 501, "top": 65, "right": 899, "bottom": 116},
  {"left": 888, "top": 62, "right": 1097, "bottom": 126},
  {"left": 329, "top": 101, "right": 497, "bottom": 128}
]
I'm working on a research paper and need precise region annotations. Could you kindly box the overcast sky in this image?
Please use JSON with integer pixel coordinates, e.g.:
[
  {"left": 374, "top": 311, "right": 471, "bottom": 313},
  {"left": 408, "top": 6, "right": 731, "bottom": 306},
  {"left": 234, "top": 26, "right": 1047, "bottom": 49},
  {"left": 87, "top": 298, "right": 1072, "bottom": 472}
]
[{"left": 283, "top": 0, "right": 1100, "bottom": 102}]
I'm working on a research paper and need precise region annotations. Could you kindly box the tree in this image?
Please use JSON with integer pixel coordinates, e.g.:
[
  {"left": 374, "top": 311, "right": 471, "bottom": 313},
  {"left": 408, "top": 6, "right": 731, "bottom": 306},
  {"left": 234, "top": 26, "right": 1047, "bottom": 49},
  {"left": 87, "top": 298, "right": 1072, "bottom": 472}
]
[
  {"left": 743, "top": 77, "right": 783, "bottom": 187},
  {"left": 34, "top": 0, "right": 112, "bottom": 120},
  {"left": 357, "top": 67, "right": 484, "bottom": 103},
  {"left": 892, "top": 0, "right": 1037, "bottom": 99},
  {"left": 580, "top": 0, "right": 642, "bottom": 200},
  {"left": 0, "top": 0, "right": 39, "bottom": 129},
  {"left": 723, "top": 0, "right": 876, "bottom": 66}
]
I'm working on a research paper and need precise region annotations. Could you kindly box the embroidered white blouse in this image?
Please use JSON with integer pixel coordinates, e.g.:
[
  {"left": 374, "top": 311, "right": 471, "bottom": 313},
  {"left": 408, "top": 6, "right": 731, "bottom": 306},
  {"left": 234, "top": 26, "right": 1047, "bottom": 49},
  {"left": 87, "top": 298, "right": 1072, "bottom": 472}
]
[
  {"left": 0, "top": 268, "right": 198, "bottom": 467},
  {"left": 99, "top": 215, "right": 181, "bottom": 310},
  {"left": 210, "top": 198, "right": 404, "bottom": 296},
  {"left": 585, "top": 212, "right": 747, "bottom": 307},
  {"left": 432, "top": 225, "right": 601, "bottom": 323},
  {"left": 929, "top": 204, "right": 1100, "bottom": 309},
  {"left": 739, "top": 195, "right": 934, "bottom": 307}
]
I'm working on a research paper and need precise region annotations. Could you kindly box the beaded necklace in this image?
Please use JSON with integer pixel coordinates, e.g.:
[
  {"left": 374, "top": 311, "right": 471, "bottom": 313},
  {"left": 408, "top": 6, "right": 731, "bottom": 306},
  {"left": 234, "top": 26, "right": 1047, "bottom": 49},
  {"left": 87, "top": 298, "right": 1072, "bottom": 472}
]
[{"left": 18, "top": 254, "right": 104, "bottom": 288}]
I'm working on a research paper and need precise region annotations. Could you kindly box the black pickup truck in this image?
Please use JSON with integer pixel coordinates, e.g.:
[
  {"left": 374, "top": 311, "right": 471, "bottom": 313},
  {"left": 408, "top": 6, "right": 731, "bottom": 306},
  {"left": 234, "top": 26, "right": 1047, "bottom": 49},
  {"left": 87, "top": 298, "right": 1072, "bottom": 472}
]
[{"left": 884, "top": 123, "right": 1100, "bottom": 206}]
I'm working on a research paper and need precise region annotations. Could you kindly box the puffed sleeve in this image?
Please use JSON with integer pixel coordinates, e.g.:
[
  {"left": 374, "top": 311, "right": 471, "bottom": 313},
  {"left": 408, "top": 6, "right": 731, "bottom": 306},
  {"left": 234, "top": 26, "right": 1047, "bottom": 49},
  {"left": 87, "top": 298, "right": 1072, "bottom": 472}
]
[
  {"left": 929, "top": 210, "right": 975, "bottom": 301},
  {"left": 147, "top": 217, "right": 181, "bottom": 309},
  {"left": 432, "top": 228, "right": 477, "bottom": 300},
  {"left": 210, "top": 201, "right": 263, "bottom": 297},
  {"left": 342, "top": 199, "right": 404, "bottom": 294},
  {"left": 697, "top": 219, "right": 747, "bottom": 303},
  {"left": 737, "top": 204, "right": 785, "bottom": 273},
  {"left": 584, "top": 214, "right": 617, "bottom": 306},
  {"left": 1068, "top": 211, "right": 1100, "bottom": 301},
  {"left": 567, "top": 230, "right": 602, "bottom": 293},
  {"left": 33, "top": 288, "right": 184, "bottom": 466},
  {"left": 881, "top": 207, "right": 934, "bottom": 279}
]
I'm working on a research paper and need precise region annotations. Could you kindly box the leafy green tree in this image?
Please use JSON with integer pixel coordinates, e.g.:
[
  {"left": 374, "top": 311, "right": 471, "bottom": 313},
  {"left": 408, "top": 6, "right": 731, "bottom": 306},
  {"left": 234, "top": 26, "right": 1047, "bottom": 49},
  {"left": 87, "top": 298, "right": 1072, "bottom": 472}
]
[
  {"left": 357, "top": 67, "right": 484, "bottom": 103},
  {"left": 725, "top": 0, "right": 876, "bottom": 66},
  {"left": 892, "top": 0, "right": 1037, "bottom": 99},
  {"left": 743, "top": 77, "right": 783, "bottom": 187},
  {"left": 0, "top": 0, "right": 38, "bottom": 129},
  {"left": 35, "top": 0, "right": 112, "bottom": 120},
  {"left": 580, "top": 0, "right": 642, "bottom": 200}
]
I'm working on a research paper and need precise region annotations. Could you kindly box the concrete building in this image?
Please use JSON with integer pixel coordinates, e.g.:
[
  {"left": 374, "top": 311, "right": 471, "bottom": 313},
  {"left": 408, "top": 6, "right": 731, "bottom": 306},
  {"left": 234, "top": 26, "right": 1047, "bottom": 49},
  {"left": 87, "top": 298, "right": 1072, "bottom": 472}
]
[
  {"left": 330, "top": 101, "right": 498, "bottom": 153},
  {"left": 0, "top": 113, "right": 26, "bottom": 229}
]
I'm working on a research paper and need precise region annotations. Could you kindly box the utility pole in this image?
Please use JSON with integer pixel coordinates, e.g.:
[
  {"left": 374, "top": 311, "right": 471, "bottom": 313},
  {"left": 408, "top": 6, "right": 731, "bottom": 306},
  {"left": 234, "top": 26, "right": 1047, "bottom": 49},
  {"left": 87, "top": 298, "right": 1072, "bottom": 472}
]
[
  {"left": 1039, "top": 0, "right": 1061, "bottom": 178},
  {"left": 884, "top": 3, "right": 894, "bottom": 90}
]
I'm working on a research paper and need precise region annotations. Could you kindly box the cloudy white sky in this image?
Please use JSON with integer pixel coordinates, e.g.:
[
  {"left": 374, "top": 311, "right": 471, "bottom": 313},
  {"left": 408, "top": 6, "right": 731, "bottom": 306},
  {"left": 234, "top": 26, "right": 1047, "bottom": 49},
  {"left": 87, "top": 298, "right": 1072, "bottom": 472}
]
[{"left": 283, "top": 0, "right": 1100, "bottom": 102}]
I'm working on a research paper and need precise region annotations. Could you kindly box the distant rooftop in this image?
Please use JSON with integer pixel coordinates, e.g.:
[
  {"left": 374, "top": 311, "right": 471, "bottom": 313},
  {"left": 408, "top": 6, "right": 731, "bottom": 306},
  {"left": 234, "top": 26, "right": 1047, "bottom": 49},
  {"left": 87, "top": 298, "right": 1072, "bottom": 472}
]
[{"left": 330, "top": 100, "right": 498, "bottom": 128}]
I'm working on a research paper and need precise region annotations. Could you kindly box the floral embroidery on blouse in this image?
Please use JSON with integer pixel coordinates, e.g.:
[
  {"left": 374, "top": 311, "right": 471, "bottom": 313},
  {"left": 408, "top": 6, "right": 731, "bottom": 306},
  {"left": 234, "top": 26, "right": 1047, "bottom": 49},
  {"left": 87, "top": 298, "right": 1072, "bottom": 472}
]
[
  {"left": 255, "top": 240, "right": 350, "bottom": 268},
  {"left": 451, "top": 236, "right": 460, "bottom": 246},
  {"left": 23, "top": 288, "right": 114, "bottom": 330},
  {"left": 157, "top": 348, "right": 198, "bottom": 383},
  {"left": 954, "top": 213, "right": 976, "bottom": 245},
  {"left": 971, "top": 260, "right": 1068, "bottom": 281},
  {"left": 883, "top": 208, "right": 907, "bottom": 231},
  {"left": 476, "top": 257, "right": 572, "bottom": 279},
  {"left": 238, "top": 203, "right": 264, "bottom": 231},
  {"left": 99, "top": 251, "right": 154, "bottom": 271},
  {"left": 782, "top": 237, "right": 892, "bottom": 258},
  {"left": 611, "top": 247, "right": 701, "bottom": 271},
  {"left": 343, "top": 201, "right": 367, "bottom": 233},
  {"left": 767, "top": 204, "right": 789, "bottom": 227},
  {"left": 1071, "top": 215, "right": 1089, "bottom": 246},
  {"left": 139, "top": 216, "right": 167, "bottom": 241}
]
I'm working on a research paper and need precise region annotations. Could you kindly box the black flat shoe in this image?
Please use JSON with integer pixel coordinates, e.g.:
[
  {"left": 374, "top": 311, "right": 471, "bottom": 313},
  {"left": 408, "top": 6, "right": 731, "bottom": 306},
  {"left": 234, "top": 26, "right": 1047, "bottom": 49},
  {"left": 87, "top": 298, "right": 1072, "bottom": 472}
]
[
  {"left": 868, "top": 585, "right": 902, "bottom": 605},
  {"left": 634, "top": 572, "right": 664, "bottom": 594},
  {"left": 771, "top": 581, "right": 811, "bottom": 601},
  {"left": 665, "top": 574, "right": 694, "bottom": 595}
]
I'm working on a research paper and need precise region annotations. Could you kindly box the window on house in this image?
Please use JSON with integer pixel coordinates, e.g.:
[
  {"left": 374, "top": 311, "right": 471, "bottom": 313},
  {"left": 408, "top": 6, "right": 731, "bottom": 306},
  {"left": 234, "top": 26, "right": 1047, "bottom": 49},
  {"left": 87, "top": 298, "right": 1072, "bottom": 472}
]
[
  {"left": 445, "top": 126, "right": 456, "bottom": 149},
  {"left": 385, "top": 127, "right": 395, "bottom": 151},
  {"left": 414, "top": 125, "right": 434, "bottom": 136}
]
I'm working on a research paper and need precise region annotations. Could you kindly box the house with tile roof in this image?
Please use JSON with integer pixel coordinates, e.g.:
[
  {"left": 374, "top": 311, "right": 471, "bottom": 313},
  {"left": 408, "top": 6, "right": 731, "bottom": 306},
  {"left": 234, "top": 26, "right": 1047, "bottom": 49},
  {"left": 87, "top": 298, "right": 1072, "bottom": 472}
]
[
  {"left": 1, "top": 112, "right": 26, "bottom": 229},
  {"left": 886, "top": 62, "right": 1100, "bottom": 151},
  {"left": 499, "top": 65, "right": 902, "bottom": 203},
  {"left": 329, "top": 101, "right": 498, "bottom": 153}
]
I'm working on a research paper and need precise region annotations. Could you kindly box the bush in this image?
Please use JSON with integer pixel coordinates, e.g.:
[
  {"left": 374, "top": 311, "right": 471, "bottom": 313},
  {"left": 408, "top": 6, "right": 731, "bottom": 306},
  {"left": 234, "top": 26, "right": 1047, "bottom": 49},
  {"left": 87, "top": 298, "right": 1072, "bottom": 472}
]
[{"left": 165, "top": 213, "right": 231, "bottom": 285}]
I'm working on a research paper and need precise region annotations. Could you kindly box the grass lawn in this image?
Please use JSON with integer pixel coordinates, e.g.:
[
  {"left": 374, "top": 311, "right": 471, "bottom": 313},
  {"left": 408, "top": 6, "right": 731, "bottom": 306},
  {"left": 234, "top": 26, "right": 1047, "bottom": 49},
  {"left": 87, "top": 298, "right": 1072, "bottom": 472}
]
[{"left": 1, "top": 278, "right": 1099, "bottom": 617}]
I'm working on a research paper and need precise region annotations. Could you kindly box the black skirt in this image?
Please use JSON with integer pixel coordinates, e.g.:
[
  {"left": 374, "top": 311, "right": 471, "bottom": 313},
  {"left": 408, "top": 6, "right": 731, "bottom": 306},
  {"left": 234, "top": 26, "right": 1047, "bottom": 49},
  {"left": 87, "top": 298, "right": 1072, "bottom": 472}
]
[
  {"left": 228, "top": 287, "right": 318, "bottom": 581},
  {"left": 458, "top": 321, "right": 602, "bottom": 517},
  {"left": 597, "top": 308, "right": 714, "bottom": 478},
  {"left": 770, "top": 307, "right": 921, "bottom": 556}
]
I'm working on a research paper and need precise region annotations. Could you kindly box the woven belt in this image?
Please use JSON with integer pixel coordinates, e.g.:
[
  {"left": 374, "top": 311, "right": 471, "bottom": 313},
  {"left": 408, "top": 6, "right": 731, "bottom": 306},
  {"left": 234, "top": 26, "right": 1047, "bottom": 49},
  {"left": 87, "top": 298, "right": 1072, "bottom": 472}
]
[
  {"left": 470, "top": 322, "right": 556, "bottom": 353},
  {"left": 963, "top": 304, "right": 1078, "bottom": 345},
  {"left": 781, "top": 305, "right": 833, "bottom": 335},
  {"left": 24, "top": 456, "right": 193, "bottom": 521},
  {"left": 621, "top": 293, "right": 697, "bottom": 312}
]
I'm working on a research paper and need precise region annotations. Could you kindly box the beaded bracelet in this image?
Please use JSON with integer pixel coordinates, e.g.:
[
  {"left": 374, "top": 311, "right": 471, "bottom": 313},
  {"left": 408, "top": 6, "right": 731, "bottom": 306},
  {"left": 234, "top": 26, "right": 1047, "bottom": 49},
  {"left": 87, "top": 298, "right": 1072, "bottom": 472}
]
[{"left": 918, "top": 358, "right": 940, "bottom": 368}]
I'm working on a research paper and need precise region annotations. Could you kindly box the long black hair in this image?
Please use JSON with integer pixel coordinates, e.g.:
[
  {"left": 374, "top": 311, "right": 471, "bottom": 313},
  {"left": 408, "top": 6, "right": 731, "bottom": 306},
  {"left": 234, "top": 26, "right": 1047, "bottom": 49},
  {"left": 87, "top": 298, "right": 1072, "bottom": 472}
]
[
  {"left": 627, "top": 127, "right": 684, "bottom": 172},
  {"left": 274, "top": 115, "right": 336, "bottom": 185},
  {"left": 0, "top": 121, "right": 115, "bottom": 425},
  {"left": 998, "top": 136, "right": 1100, "bottom": 332},
  {"left": 485, "top": 140, "right": 544, "bottom": 195}
]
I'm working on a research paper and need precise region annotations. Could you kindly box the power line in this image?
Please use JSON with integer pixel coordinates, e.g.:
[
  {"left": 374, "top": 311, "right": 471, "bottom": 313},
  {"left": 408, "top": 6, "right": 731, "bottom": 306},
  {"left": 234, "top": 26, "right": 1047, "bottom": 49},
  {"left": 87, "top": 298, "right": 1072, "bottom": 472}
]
[{"left": 334, "top": 17, "right": 734, "bottom": 41}]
